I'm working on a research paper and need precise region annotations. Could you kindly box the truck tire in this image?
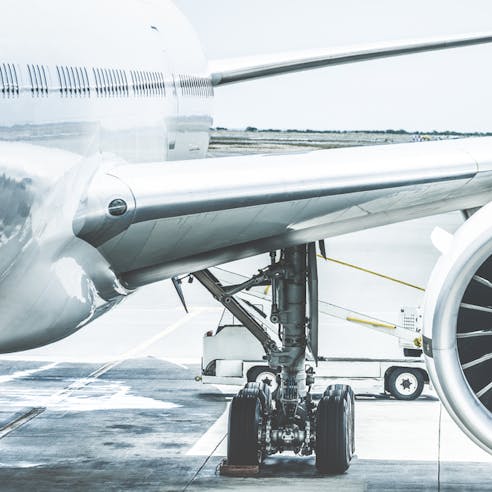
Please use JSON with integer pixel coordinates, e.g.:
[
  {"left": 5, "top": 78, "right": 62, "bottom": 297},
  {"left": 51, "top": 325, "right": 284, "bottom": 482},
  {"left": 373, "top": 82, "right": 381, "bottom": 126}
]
[
  {"left": 247, "top": 366, "right": 278, "bottom": 392},
  {"left": 387, "top": 368, "right": 424, "bottom": 400}
]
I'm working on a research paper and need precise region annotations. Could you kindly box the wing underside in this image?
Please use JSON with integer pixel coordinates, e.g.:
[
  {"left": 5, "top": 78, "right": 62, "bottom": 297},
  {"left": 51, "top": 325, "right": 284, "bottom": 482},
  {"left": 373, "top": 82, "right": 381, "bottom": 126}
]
[{"left": 75, "top": 138, "right": 492, "bottom": 288}]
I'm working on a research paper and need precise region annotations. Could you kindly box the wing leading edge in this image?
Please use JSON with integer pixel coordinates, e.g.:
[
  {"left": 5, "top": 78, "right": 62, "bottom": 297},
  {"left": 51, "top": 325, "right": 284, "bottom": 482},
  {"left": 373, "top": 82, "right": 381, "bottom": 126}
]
[
  {"left": 210, "top": 32, "right": 492, "bottom": 86},
  {"left": 75, "top": 138, "right": 492, "bottom": 288}
]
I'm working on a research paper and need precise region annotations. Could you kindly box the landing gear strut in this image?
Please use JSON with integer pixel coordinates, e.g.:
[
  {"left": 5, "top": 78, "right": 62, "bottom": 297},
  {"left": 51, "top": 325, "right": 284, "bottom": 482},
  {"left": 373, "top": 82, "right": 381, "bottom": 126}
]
[{"left": 193, "top": 243, "right": 355, "bottom": 474}]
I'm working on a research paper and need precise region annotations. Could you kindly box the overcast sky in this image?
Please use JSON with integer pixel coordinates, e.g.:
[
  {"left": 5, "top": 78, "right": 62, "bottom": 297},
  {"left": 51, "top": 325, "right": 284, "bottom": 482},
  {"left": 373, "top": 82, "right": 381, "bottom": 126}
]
[{"left": 175, "top": 1, "right": 492, "bottom": 132}]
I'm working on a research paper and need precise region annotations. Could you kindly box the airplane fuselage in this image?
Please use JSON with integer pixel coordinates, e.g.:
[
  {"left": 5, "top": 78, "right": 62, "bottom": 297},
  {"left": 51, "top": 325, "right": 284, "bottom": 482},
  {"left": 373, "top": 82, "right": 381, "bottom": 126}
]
[{"left": 0, "top": 0, "right": 212, "bottom": 351}]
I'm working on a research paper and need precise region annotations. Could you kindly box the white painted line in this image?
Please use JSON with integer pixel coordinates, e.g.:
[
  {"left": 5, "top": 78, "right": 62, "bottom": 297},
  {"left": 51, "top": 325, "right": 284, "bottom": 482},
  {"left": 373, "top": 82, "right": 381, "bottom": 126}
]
[
  {"left": 0, "top": 408, "right": 46, "bottom": 439},
  {"left": 0, "top": 362, "right": 58, "bottom": 384},
  {"left": 187, "top": 403, "right": 229, "bottom": 456},
  {"left": 49, "top": 308, "right": 205, "bottom": 404},
  {"left": 157, "top": 358, "right": 189, "bottom": 370},
  {"left": 0, "top": 309, "right": 205, "bottom": 437}
]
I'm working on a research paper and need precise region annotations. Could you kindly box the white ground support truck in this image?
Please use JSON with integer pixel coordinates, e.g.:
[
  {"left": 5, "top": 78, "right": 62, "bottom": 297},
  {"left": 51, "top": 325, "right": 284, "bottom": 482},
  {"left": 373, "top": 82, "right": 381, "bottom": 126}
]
[{"left": 201, "top": 305, "right": 429, "bottom": 400}]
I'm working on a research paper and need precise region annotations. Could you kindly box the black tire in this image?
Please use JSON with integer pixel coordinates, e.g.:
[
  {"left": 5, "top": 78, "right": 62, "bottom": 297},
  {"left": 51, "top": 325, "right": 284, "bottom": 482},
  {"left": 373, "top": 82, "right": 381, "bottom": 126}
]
[
  {"left": 323, "top": 383, "right": 347, "bottom": 397},
  {"left": 227, "top": 393, "right": 262, "bottom": 465},
  {"left": 316, "top": 385, "right": 354, "bottom": 474},
  {"left": 323, "top": 384, "right": 355, "bottom": 454},
  {"left": 387, "top": 368, "right": 424, "bottom": 400}
]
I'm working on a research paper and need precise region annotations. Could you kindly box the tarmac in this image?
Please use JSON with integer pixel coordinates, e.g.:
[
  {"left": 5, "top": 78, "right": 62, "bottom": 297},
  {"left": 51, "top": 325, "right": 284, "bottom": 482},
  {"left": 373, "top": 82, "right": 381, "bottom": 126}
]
[
  {"left": 0, "top": 353, "right": 490, "bottom": 491},
  {"left": 0, "top": 131, "right": 491, "bottom": 490}
]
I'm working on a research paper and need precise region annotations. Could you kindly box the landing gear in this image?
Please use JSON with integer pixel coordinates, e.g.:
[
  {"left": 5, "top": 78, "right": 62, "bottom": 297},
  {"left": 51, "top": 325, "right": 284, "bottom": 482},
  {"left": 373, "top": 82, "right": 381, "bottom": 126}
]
[{"left": 194, "top": 243, "right": 355, "bottom": 475}]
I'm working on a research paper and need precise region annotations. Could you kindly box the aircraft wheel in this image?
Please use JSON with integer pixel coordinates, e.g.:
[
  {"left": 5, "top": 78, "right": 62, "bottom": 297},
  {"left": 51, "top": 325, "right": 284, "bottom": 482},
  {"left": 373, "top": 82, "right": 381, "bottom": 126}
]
[
  {"left": 387, "top": 368, "right": 424, "bottom": 400},
  {"left": 316, "top": 385, "right": 354, "bottom": 474},
  {"left": 227, "top": 391, "right": 263, "bottom": 465}
]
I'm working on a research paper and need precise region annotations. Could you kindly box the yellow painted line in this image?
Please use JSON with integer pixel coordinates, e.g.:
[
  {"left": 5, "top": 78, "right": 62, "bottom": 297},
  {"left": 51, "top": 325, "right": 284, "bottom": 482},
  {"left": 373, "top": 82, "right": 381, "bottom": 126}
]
[
  {"left": 318, "top": 255, "right": 425, "bottom": 292},
  {"left": 346, "top": 316, "right": 396, "bottom": 330}
]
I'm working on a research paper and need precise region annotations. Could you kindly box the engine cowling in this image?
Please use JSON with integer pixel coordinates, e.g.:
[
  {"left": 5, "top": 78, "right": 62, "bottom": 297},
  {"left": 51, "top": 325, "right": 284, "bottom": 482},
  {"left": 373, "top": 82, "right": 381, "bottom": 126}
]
[{"left": 424, "top": 202, "right": 492, "bottom": 453}]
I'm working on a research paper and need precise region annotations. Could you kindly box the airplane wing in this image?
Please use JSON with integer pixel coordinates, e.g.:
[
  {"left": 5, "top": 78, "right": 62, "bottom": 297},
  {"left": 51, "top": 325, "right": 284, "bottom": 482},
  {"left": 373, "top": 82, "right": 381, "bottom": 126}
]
[
  {"left": 209, "top": 32, "right": 492, "bottom": 85},
  {"left": 75, "top": 136, "right": 492, "bottom": 289}
]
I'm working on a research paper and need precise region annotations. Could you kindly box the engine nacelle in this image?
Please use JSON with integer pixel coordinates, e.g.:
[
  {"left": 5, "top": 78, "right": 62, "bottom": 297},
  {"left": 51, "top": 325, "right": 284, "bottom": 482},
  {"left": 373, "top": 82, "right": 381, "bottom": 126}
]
[{"left": 424, "top": 202, "right": 492, "bottom": 453}]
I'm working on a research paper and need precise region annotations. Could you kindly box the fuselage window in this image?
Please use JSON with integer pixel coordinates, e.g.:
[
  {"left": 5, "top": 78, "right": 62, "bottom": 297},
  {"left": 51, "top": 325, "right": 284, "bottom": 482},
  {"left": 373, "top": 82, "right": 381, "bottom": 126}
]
[
  {"left": 40, "top": 66, "right": 48, "bottom": 95},
  {"left": 72, "top": 67, "right": 82, "bottom": 95},
  {"left": 146, "top": 71, "right": 151, "bottom": 94},
  {"left": 111, "top": 69, "right": 118, "bottom": 95},
  {"left": 162, "top": 73, "right": 167, "bottom": 96},
  {"left": 5, "top": 64, "right": 13, "bottom": 94},
  {"left": 35, "top": 66, "right": 42, "bottom": 95},
  {"left": 142, "top": 71, "right": 147, "bottom": 94},
  {"left": 56, "top": 66, "right": 65, "bottom": 95},
  {"left": 138, "top": 71, "right": 144, "bottom": 94},
  {"left": 27, "top": 65, "right": 35, "bottom": 95},
  {"left": 102, "top": 69, "right": 110, "bottom": 96},
  {"left": 97, "top": 69, "right": 104, "bottom": 95},
  {"left": 0, "top": 65, "right": 5, "bottom": 94},
  {"left": 10, "top": 65, "right": 19, "bottom": 95},
  {"left": 115, "top": 69, "right": 122, "bottom": 95},
  {"left": 83, "top": 67, "right": 90, "bottom": 95},
  {"left": 92, "top": 68, "right": 99, "bottom": 95},
  {"left": 105, "top": 68, "right": 115, "bottom": 96},
  {"left": 149, "top": 71, "right": 155, "bottom": 95},
  {"left": 102, "top": 69, "right": 109, "bottom": 96},
  {"left": 65, "top": 67, "right": 73, "bottom": 95},
  {"left": 152, "top": 71, "right": 158, "bottom": 95},
  {"left": 61, "top": 67, "right": 69, "bottom": 95},
  {"left": 108, "top": 69, "right": 114, "bottom": 95},
  {"left": 121, "top": 70, "right": 128, "bottom": 95},
  {"left": 33, "top": 65, "right": 41, "bottom": 95},
  {"left": 97, "top": 68, "right": 104, "bottom": 95},
  {"left": 149, "top": 71, "right": 155, "bottom": 94},
  {"left": 143, "top": 71, "right": 148, "bottom": 94}
]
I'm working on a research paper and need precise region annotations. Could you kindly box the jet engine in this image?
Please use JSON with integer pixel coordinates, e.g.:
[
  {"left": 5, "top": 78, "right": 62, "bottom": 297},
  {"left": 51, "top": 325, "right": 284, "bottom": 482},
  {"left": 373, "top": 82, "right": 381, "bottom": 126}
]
[{"left": 424, "top": 202, "right": 492, "bottom": 453}]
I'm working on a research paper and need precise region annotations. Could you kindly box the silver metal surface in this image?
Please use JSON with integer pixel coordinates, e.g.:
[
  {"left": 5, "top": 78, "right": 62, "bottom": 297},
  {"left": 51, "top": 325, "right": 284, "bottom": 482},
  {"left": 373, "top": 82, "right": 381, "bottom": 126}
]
[
  {"left": 101, "top": 137, "right": 492, "bottom": 287},
  {"left": 424, "top": 201, "right": 492, "bottom": 453},
  {"left": 0, "top": 0, "right": 212, "bottom": 351},
  {"left": 210, "top": 32, "right": 492, "bottom": 86}
]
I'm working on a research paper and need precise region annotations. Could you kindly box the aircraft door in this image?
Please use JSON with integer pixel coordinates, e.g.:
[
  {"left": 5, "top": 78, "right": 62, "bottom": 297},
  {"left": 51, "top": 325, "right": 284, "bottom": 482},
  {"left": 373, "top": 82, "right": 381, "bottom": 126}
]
[{"left": 162, "top": 52, "right": 179, "bottom": 159}]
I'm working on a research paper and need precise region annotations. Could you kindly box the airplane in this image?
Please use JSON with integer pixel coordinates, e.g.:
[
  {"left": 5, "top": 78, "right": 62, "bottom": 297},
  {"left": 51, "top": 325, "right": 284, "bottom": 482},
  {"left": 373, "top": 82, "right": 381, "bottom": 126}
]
[{"left": 1, "top": 0, "right": 492, "bottom": 474}]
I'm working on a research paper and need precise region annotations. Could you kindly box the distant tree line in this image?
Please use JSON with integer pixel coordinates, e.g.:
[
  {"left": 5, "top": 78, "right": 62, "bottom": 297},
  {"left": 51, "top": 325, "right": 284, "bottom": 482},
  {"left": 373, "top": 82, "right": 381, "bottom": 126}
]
[{"left": 212, "top": 126, "right": 492, "bottom": 136}]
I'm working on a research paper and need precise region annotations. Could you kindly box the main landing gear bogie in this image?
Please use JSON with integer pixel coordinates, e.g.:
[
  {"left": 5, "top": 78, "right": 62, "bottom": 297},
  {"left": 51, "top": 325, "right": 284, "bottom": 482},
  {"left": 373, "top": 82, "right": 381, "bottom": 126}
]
[
  {"left": 195, "top": 243, "right": 356, "bottom": 476},
  {"left": 227, "top": 380, "right": 355, "bottom": 474}
]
